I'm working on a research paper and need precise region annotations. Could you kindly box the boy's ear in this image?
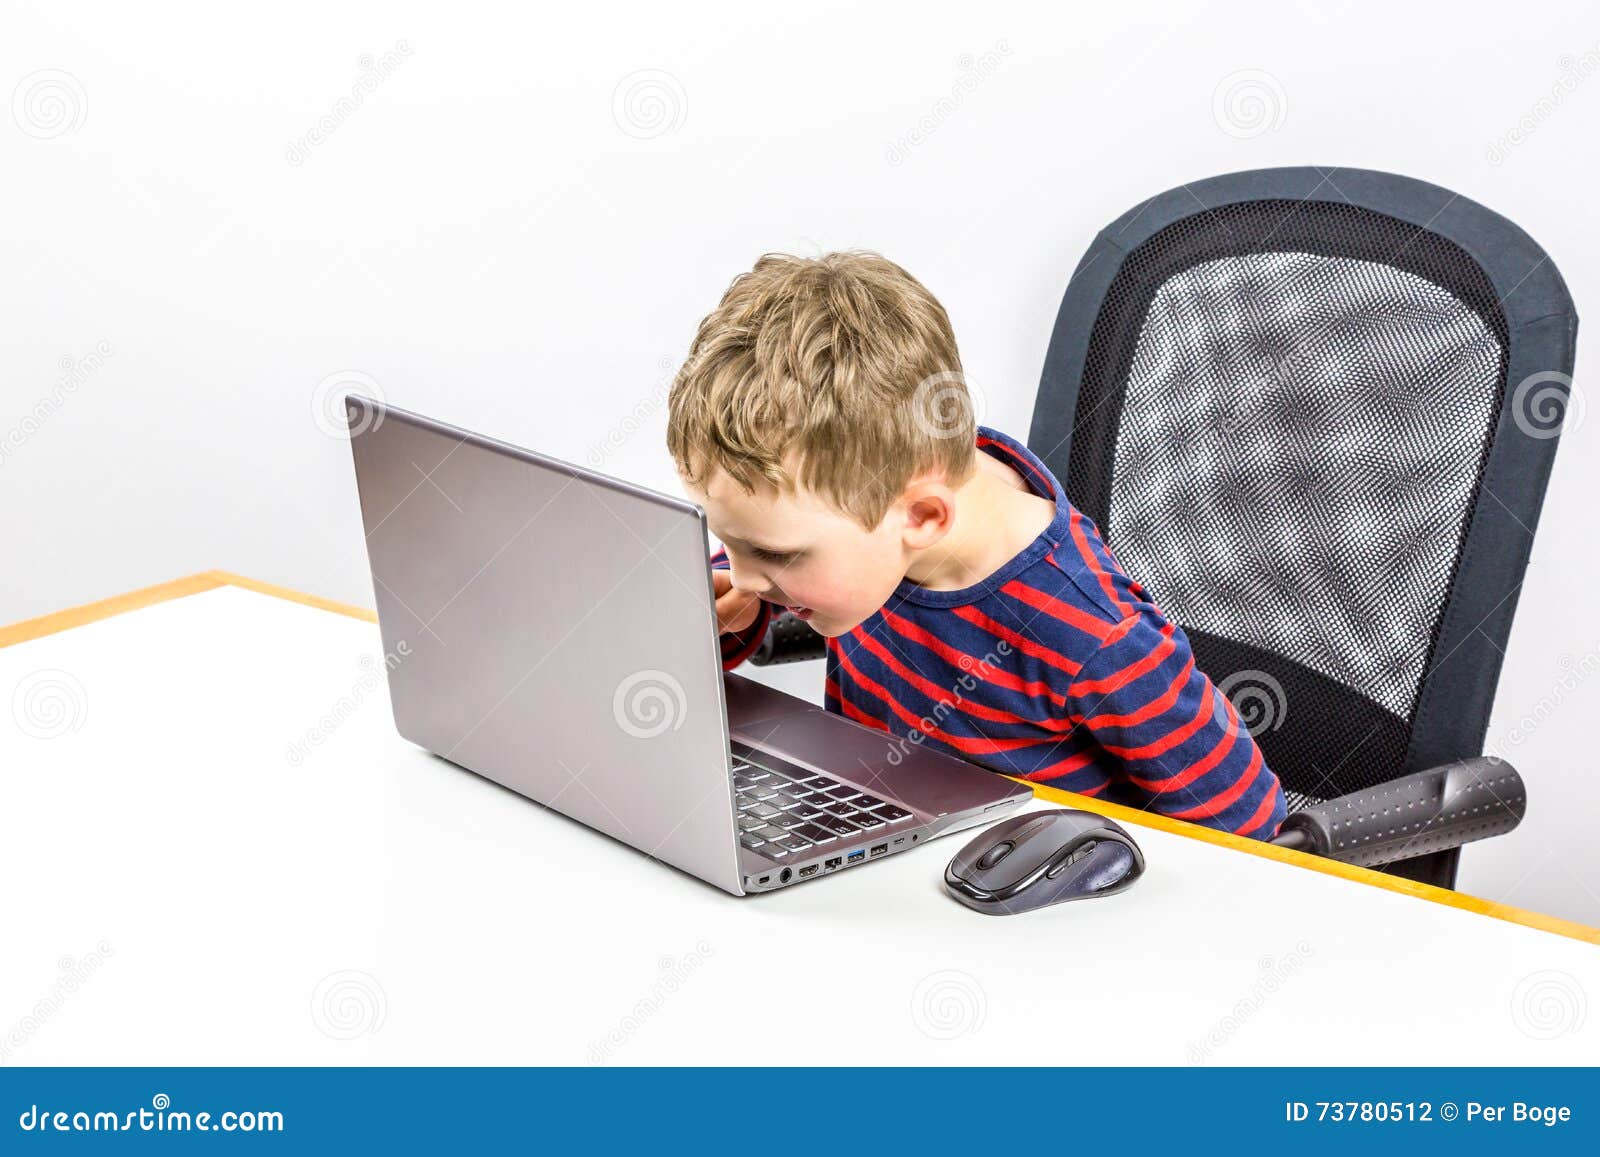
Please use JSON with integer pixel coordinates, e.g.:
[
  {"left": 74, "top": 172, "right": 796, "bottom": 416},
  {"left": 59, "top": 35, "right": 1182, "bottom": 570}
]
[{"left": 898, "top": 480, "right": 956, "bottom": 550}]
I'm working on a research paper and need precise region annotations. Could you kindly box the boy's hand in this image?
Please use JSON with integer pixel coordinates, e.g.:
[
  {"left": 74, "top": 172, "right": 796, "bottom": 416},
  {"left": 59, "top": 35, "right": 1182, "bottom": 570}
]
[{"left": 712, "top": 568, "right": 763, "bottom": 635}]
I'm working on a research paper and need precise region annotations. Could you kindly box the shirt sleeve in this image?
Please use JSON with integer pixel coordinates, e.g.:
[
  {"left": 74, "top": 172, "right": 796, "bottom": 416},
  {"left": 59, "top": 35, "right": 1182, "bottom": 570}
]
[
  {"left": 1064, "top": 608, "right": 1288, "bottom": 840},
  {"left": 710, "top": 546, "right": 774, "bottom": 671}
]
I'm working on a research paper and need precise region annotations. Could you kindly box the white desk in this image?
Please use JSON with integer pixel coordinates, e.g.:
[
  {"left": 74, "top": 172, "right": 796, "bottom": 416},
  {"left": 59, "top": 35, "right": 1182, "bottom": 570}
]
[{"left": 2, "top": 574, "right": 1596, "bottom": 1066}]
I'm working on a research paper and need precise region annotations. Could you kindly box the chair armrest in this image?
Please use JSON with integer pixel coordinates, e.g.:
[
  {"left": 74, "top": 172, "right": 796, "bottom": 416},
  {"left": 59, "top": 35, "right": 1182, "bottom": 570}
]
[
  {"left": 1269, "top": 756, "right": 1526, "bottom": 867},
  {"left": 748, "top": 610, "right": 828, "bottom": 666}
]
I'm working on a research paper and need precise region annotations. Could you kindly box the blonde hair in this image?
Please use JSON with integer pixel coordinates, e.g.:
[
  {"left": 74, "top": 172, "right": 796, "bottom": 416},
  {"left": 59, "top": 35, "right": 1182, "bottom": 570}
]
[{"left": 667, "top": 250, "right": 975, "bottom": 531}]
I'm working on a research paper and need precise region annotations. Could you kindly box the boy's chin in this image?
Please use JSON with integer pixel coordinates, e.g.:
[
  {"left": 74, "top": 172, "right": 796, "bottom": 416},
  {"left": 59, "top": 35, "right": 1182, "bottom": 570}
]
[{"left": 802, "top": 611, "right": 857, "bottom": 638}]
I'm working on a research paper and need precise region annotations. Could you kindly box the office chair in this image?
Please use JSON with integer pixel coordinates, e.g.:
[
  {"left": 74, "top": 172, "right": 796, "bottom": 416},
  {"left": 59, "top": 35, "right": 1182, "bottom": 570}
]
[
  {"left": 749, "top": 167, "right": 1576, "bottom": 889},
  {"left": 1025, "top": 166, "right": 1578, "bottom": 889}
]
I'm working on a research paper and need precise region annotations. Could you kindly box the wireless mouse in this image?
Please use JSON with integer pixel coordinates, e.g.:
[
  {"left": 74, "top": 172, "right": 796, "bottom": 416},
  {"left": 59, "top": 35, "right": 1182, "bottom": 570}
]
[{"left": 944, "top": 808, "right": 1145, "bottom": 914}]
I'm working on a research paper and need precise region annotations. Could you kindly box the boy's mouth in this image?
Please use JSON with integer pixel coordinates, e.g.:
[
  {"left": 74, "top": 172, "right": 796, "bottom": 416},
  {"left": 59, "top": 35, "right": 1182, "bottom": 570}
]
[{"left": 784, "top": 604, "right": 814, "bottom": 621}]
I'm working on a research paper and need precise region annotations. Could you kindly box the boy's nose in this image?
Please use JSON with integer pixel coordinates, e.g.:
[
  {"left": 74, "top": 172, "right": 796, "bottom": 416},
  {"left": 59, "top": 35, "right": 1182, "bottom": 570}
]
[{"left": 727, "top": 564, "right": 770, "bottom": 597}]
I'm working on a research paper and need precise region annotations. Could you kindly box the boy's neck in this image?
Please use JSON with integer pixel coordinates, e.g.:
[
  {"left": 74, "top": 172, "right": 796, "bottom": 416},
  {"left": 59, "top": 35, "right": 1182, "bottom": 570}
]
[{"left": 901, "top": 452, "right": 1055, "bottom": 593}]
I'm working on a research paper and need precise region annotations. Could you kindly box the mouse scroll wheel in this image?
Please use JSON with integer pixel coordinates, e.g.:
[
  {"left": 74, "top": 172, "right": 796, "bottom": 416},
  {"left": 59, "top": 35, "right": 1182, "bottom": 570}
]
[
  {"left": 976, "top": 840, "right": 1015, "bottom": 870},
  {"left": 1046, "top": 840, "right": 1097, "bottom": 879}
]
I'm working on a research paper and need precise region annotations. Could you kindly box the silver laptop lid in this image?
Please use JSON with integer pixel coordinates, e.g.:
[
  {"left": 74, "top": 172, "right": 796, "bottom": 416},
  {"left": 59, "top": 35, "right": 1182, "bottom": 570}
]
[{"left": 345, "top": 397, "right": 745, "bottom": 895}]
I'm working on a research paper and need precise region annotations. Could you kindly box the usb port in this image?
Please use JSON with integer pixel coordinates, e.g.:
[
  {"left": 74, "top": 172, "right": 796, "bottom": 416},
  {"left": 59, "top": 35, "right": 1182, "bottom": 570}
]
[
  {"left": 798, "top": 864, "right": 819, "bottom": 878},
  {"left": 847, "top": 850, "right": 865, "bottom": 863},
  {"left": 870, "top": 843, "right": 887, "bottom": 857},
  {"left": 892, "top": 837, "right": 905, "bottom": 846},
  {"left": 758, "top": 875, "right": 770, "bottom": 884},
  {"left": 824, "top": 856, "right": 842, "bottom": 870}
]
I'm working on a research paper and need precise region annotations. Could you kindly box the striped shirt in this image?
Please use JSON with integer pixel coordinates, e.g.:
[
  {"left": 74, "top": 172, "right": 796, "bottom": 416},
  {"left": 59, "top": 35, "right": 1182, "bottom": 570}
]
[{"left": 712, "top": 425, "right": 1287, "bottom": 840}]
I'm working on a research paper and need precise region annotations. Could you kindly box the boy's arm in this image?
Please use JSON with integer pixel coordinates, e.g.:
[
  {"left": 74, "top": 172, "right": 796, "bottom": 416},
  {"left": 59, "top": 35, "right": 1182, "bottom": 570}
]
[
  {"left": 1065, "top": 609, "right": 1288, "bottom": 840},
  {"left": 710, "top": 546, "right": 774, "bottom": 671}
]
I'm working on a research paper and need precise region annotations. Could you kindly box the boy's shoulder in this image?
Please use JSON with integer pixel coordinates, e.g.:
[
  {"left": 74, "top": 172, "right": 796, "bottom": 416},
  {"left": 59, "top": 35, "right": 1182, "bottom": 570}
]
[
  {"left": 877, "top": 508, "right": 1145, "bottom": 663},
  {"left": 964, "top": 425, "right": 1146, "bottom": 630},
  {"left": 1019, "top": 496, "right": 1147, "bottom": 631}
]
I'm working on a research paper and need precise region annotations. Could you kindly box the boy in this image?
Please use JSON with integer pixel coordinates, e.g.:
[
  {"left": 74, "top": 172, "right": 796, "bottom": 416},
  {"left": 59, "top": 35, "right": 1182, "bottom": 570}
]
[{"left": 666, "top": 251, "right": 1286, "bottom": 840}]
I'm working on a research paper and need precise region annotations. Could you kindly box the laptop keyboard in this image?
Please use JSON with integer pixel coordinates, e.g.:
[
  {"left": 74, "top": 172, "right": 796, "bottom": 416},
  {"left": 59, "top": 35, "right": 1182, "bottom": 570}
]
[{"left": 733, "top": 752, "right": 915, "bottom": 860}]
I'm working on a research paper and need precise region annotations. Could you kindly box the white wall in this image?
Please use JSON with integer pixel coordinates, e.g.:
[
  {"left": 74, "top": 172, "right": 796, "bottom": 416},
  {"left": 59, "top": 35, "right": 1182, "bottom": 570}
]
[{"left": 4, "top": 0, "right": 1597, "bottom": 925}]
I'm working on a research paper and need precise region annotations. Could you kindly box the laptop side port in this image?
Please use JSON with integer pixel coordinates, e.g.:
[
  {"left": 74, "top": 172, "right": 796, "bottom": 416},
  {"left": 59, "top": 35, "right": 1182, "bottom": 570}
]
[
  {"left": 758, "top": 875, "right": 770, "bottom": 884},
  {"left": 870, "top": 843, "right": 887, "bottom": 857},
  {"left": 824, "top": 856, "right": 842, "bottom": 870},
  {"left": 799, "top": 864, "right": 819, "bottom": 878},
  {"left": 847, "top": 850, "right": 865, "bottom": 863}
]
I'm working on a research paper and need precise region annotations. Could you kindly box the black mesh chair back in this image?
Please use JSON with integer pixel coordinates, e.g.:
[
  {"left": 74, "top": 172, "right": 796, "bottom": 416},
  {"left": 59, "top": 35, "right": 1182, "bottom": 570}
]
[{"left": 1030, "top": 167, "right": 1578, "bottom": 887}]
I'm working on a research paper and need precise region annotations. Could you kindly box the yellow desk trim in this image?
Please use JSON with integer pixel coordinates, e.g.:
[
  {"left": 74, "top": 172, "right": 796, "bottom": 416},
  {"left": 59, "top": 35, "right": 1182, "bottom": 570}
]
[{"left": 5, "top": 570, "right": 1598, "bottom": 947}]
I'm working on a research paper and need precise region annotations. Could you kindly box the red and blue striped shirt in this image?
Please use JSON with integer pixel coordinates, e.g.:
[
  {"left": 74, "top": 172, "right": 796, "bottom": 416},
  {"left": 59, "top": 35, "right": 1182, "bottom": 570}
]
[{"left": 713, "top": 425, "right": 1287, "bottom": 840}]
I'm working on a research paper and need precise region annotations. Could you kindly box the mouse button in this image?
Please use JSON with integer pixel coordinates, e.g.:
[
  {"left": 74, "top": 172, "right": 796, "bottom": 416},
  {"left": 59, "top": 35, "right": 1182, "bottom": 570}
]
[
  {"left": 973, "top": 838, "right": 1062, "bottom": 892},
  {"left": 976, "top": 840, "right": 1015, "bottom": 870},
  {"left": 1044, "top": 839, "right": 1096, "bottom": 879},
  {"left": 951, "top": 814, "right": 1056, "bottom": 877}
]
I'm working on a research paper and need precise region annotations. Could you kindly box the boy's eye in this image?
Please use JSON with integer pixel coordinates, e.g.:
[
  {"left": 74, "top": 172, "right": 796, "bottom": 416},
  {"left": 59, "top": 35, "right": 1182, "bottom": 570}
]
[{"left": 751, "top": 547, "right": 796, "bottom": 563}]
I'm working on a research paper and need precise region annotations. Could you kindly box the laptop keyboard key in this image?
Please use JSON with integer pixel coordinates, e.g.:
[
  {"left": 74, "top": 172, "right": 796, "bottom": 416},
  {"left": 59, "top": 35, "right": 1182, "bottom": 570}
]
[
  {"left": 878, "top": 805, "right": 912, "bottom": 822},
  {"left": 777, "top": 835, "right": 811, "bottom": 852},
  {"left": 820, "top": 818, "right": 858, "bottom": 837},
  {"left": 853, "top": 794, "right": 886, "bottom": 809},
  {"left": 851, "top": 812, "right": 886, "bottom": 829},
  {"left": 793, "top": 823, "right": 836, "bottom": 843}
]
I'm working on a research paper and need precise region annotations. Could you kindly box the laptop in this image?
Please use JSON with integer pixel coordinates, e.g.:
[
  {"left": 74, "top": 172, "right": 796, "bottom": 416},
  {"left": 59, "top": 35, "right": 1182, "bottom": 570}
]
[{"left": 344, "top": 397, "right": 1031, "bottom": 895}]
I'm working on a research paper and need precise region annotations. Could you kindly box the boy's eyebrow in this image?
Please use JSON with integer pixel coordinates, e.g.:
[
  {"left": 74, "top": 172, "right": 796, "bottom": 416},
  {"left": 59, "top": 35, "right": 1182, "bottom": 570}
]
[{"left": 721, "top": 533, "right": 803, "bottom": 554}]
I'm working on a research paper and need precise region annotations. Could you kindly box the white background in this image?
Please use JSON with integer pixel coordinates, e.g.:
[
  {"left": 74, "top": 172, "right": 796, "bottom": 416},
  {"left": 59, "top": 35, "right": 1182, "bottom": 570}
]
[{"left": 2, "top": 0, "right": 1597, "bottom": 925}]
